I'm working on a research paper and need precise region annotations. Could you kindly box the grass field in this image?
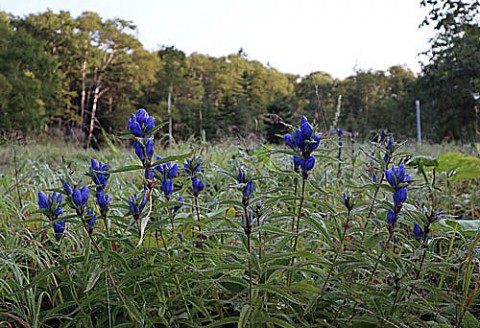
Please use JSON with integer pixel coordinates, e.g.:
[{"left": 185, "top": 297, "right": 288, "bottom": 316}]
[{"left": 0, "top": 129, "right": 479, "bottom": 327}]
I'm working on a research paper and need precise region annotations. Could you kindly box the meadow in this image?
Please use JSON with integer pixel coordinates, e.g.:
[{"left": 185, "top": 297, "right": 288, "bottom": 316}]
[{"left": 1, "top": 113, "right": 480, "bottom": 327}]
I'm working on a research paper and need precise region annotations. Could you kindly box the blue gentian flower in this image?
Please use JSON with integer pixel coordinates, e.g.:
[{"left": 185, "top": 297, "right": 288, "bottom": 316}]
[
  {"left": 237, "top": 169, "right": 246, "bottom": 183},
  {"left": 128, "top": 194, "right": 147, "bottom": 219},
  {"left": 73, "top": 186, "right": 89, "bottom": 212},
  {"left": 96, "top": 191, "right": 110, "bottom": 212},
  {"left": 38, "top": 192, "right": 50, "bottom": 209},
  {"left": 128, "top": 108, "right": 155, "bottom": 138},
  {"left": 145, "top": 139, "right": 154, "bottom": 160},
  {"left": 128, "top": 116, "right": 143, "bottom": 137},
  {"left": 191, "top": 177, "right": 205, "bottom": 196},
  {"left": 284, "top": 116, "right": 321, "bottom": 174},
  {"left": 90, "top": 158, "right": 109, "bottom": 192},
  {"left": 162, "top": 179, "right": 174, "bottom": 199},
  {"left": 184, "top": 156, "right": 202, "bottom": 176},
  {"left": 387, "top": 135, "right": 394, "bottom": 152},
  {"left": 386, "top": 164, "right": 411, "bottom": 188},
  {"left": 372, "top": 171, "right": 377, "bottom": 183},
  {"left": 61, "top": 179, "right": 73, "bottom": 196},
  {"left": 53, "top": 220, "right": 66, "bottom": 241},
  {"left": 86, "top": 209, "right": 97, "bottom": 234},
  {"left": 155, "top": 157, "right": 179, "bottom": 180},
  {"left": 243, "top": 181, "right": 254, "bottom": 199},
  {"left": 387, "top": 209, "right": 398, "bottom": 227},
  {"left": 38, "top": 192, "right": 63, "bottom": 221},
  {"left": 393, "top": 187, "right": 407, "bottom": 206},
  {"left": 413, "top": 223, "right": 425, "bottom": 240}
]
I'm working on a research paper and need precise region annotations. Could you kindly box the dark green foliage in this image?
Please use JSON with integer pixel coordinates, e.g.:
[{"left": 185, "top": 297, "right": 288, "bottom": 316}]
[
  {"left": 0, "top": 137, "right": 479, "bottom": 326},
  {"left": 1, "top": 4, "right": 480, "bottom": 142}
]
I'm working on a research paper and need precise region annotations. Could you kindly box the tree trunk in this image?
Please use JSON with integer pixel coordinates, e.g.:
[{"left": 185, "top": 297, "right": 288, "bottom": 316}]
[
  {"left": 87, "top": 78, "right": 101, "bottom": 148},
  {"left": 80, "top": 50, "right": 88, "bottom": 129},
  {"left": 168, "top": 85, "right": 173, "bottom": 147}
]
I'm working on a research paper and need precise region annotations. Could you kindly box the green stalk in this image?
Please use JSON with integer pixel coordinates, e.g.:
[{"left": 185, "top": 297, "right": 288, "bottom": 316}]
[
  {"left": 288, "top": 173, "right": 307, "bottom": 287},
  {"left": 321, "top": 213, "right": 351, "bottom": 291}
]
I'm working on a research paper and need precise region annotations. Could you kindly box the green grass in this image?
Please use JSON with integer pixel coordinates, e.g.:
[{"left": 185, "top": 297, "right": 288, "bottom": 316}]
[{"left": 0, "top": 136, "right": 479, "bottom": 327}]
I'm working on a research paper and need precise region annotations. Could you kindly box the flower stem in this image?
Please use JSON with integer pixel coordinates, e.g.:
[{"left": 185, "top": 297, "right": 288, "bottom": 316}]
[{"left": 288, "top": 174, "right": 307, "bottom": 287}]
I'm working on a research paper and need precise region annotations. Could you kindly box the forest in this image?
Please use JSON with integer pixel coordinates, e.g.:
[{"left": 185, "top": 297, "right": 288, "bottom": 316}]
[{"left": 0, "top": 0, "right": 479, "bottom": 145}]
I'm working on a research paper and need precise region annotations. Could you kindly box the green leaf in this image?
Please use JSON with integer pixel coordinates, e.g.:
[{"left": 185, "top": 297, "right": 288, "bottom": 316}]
[
  {"left": 441, "top": 218, "right": 480, "bottom": 232},
  {"left": 238, "top": 304, "right": 252, "bottom": 328},
  {"left": 437, "top": 152, "right": 480, "bottom": 180},
  {"left": 109, "top": 164, "right": 144, "bottom": 174},
  {"left": 84, "top": 264, "right": 104, "bottom": 292}
]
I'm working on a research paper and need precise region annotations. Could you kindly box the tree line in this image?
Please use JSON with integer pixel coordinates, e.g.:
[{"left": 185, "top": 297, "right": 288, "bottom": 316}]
[{"left": 0, "top": 1, "right": 478, "bottom": 144}]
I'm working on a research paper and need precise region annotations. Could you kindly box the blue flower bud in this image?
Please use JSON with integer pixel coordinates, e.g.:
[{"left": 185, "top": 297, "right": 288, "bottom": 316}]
[
  {"left": 383, "top": 153, "right": 389, "bottom": 163},
  {"left": 168, "top": 163, "right": 178, "bottom": 179},
  {"left": 145, "top": 139, "right": 154, "bottom": 160},
  {"left": 284, "top": 134, "right": 295, "bottom": 150},
  {"left": 53, "top": 220, "right": 66, "bottom": 241},
  {"left": 146, "top": 116, "right": 155, "bottom": 132},
  {"left": 304, "top": 156, "right": 315, "bottom": 172},
  {"left": 97, "top": 191, "right": 110, "bottom": 210},
  {"left": 192, "top": 177, "right": 205, "bottom": 196},
  {"left": 136, "top": 108, "right": 149, "bottom": 125},
  {"left": 238, "top": 169, "right": 245, "bottom": 183},
  {"left": 184, "top": 156, "right": 202, "bottom": 176},
  {"left": 38, "top": 192, "right": 49, "bottom": 209},
  {"left": 162, "top": 179, "right": 174, "bottom": 198},
  {"left": 128, "top": 115, "right": 143, "bottom": 137},
  {"left": 293, "top": 156, "right": 302, "bottom": 171},
  {"left": 73, "top": 189, "right": 83, "bottom": 208},
  {"left": 128, "top": 194, "right": 147, "bottom": 218},
  {"left": 91, "top": 158, "right": 100, "bottom": 171},
  {"left": 293, "top": 130, "right": 305, "bottom": 150},
  {"left": 387, "top": 209, "right": 398, "bottom": 226},
  {"left": 243, "top": 181, "right": 254, "bottom": 199},
  {"left": 413, "top": 223, "right": 425, "bottom": 239},
  {"left": 134, "top": 141, "right": 145, "bottom": 161},
  {"left": 385, "top": 169, "right": 395, "bottom": 187},
  {"left": 372, "top": 171, "right": 377, "bottom": 183},
  {"left": 387, "top": 135, "right": 394, "bottom": 152},
  {"left": 300, "top": 116, "right": 313, "bottom": 139},
  {"left": 393, "top": 187, "right": 407, "bottom": 206},
  {"left": 61, "top": 179, "right": 73, "bottom": 196},
  {"left": 81, "top": 186, "right": 89, "bottom": 205}
]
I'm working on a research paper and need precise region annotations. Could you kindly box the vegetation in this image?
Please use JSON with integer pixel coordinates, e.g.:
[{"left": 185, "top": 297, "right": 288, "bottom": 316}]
[
  {"left": 1, "top": 110, "right": 479, "bottom": 326},
  {"left": 1, "top": 0, "right": 479, "bottom": 144}
]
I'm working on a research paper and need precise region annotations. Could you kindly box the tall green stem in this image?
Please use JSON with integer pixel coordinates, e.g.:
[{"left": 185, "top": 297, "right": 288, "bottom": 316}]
[{"left": 288, "top": 174, "right": 307, "bottom": 287}]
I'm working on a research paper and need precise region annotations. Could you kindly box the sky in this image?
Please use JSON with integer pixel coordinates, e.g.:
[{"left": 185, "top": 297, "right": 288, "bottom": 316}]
[{"left": 0, "top": 0, "right": 436, "bottom": 79}]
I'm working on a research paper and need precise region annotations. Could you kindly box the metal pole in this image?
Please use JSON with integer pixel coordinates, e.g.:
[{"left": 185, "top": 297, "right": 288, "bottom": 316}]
[{"left": 416, "top": 100, "right": 421, "bottom": 144}]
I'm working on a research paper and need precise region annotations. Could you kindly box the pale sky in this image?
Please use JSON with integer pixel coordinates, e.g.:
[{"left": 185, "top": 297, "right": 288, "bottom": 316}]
[{"left": 0, "top": 0, "right": 435, "bottom": 79}]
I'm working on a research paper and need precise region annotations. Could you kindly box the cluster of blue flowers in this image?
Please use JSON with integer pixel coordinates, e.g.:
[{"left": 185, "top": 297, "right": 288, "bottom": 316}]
[
  {"left": 127, "top": 108, "right": 185, "bottom": 225},
  {"left": 128, "top": 193, "right": 147, "bottom": 221},
  {"left": 129, "top": 108, "right": 156, "bottom": 173},
  {"left": 237, "top": 168, "right": 254, "bottom": 207},
  {"left": 385, "top": 163, "right": 411, "bottom": 230},
  {"left": 284, "top": 116, "right": 321, "bottom": 176},
  {"left": 155, "top": 157, "right": 179, "bottom": 199},
  {"left": 38, "top": 192, "right": 64, "bottom": 240},
  {"left": 336, "top": 128, "right": 343, "bottom": 160},
  {"left": 184, "top": 156, "right": 205, "bottom": 197}
]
